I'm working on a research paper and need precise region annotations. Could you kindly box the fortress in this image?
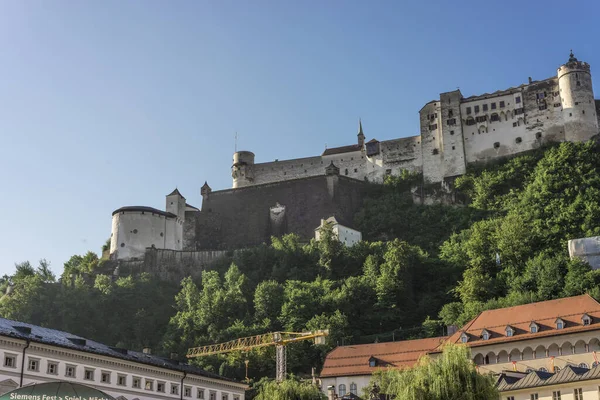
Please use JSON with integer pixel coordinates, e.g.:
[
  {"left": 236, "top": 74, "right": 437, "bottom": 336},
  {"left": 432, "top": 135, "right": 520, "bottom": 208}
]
[{"left": 109, "top": 52, "right": 600, "bottom": 271}]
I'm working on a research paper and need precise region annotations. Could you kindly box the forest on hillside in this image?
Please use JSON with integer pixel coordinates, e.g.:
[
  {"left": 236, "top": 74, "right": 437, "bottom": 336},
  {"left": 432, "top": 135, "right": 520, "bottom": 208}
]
[{"left": 2, "top": 140, "right": 600, "bottom": 384}]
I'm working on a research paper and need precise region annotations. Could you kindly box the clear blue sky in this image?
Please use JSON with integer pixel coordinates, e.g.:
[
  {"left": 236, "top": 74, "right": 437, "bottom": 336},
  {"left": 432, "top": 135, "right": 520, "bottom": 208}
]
[{"left": 1, "top": 0, "right": 598, "bottom": 277}]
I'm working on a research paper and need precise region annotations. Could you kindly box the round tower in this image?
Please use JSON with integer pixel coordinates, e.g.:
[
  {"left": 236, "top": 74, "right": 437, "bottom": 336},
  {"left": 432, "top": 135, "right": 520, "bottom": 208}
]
[
  {"left": 232, "top": 151, "right": 255, "bottom": 188},
  {"left": 557, "top": 51, "right": 598, "bottom": 142}
]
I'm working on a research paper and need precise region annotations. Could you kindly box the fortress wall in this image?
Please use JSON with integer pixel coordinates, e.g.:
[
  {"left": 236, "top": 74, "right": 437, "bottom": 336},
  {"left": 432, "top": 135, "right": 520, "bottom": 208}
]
[
  {"left": 322, "top": 151, "right": 367, "bottom": 181},
  {"left": 143, "top": 247, "right": 229, "bottom": 281},
  {"left": 192, "top": 175, "right": 370, "bottom": 250},
  {"left": 365, "top": 136, "right": 423, "bottom": 182},
  {"left": 251, "top": 156, "right": 323, "bottom": 185}
]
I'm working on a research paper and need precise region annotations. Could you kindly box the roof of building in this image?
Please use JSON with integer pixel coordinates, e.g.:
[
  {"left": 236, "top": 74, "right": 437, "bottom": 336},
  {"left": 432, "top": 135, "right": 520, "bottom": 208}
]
[
  {"left": 437, "top": 295, "right": 600, "bottom": 351},
  {"left": 320, "top": 337, "right": 446, "bottom": 378},
  {"left": 185, "top": 203, "right": 200, "bottom": 211},
  {"left": 0, "top": 317, "right": 243, "bottom": 385},
  {"left": 167, "top": 188, "right": 185, "bottom": 198},
  {"left": 322, "top": 144, "right": 362, "bottom": 156},
  {"left": 498, "top": 364, "right": 600, "bottom": 392},
  {"left": 112, "top": 206, "right": 176, "bottom": 218}
]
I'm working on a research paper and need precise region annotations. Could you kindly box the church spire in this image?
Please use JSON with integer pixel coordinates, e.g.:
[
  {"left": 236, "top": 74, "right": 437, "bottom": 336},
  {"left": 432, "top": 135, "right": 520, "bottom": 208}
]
[{"left": 357, "top": 118, "right": 365, "bottom": 147}]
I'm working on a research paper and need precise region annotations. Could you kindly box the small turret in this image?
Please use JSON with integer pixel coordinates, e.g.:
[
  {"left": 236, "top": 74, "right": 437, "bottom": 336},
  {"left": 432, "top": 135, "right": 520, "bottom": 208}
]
[
  {"left": 201, "top": 181, "right": 212, "bottom": 202},
  {"left": 357, "top": 119, "right": 365, "bottom": 147}
]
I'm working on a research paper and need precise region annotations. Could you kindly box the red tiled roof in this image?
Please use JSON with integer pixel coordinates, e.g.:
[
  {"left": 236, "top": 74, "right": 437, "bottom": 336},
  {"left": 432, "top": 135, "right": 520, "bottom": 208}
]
[
  {"left": 322, "top": 144, "right": 362, "bottom": 156},
  {"left": 320, "top": 337, "right": 446, "bottom": 378},
  {"left": 436, "top": 294, "right": 600, "bottom": 351}
]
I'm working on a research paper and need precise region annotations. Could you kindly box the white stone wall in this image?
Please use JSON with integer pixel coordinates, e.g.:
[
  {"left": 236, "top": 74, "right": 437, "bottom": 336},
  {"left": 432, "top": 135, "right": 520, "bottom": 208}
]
[
  {"left": 320, "top": 375, "right": 371, "bottom": 398},
  {"left": 0, "top": 338, "right": 245, "bottom": 400},
  {"left": 558, "top": 62, "right": 599, "bottom": 142},
  {"left": 110, "top": 212, "right": 182, "bottom": 260},
  {"left": 568, "top": 236, "right": 600, "bottom": 270},
  {"left": 333, "top": 225, "right": 362, "bottom": 247},
  {"left": 365, "top": 136, "right": 423, "bottom": 182}
]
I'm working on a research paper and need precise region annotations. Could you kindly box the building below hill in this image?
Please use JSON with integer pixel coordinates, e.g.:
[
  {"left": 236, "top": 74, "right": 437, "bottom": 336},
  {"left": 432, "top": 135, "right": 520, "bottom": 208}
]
[
  {"left": 0, "top": 317, "right": 246, "bottom": 400},
  {"left": 320, "top": 294, "right": 600, "bottom": 398},
  {"left": 315, "top": 216, "right": 362, "bottom": 247}
]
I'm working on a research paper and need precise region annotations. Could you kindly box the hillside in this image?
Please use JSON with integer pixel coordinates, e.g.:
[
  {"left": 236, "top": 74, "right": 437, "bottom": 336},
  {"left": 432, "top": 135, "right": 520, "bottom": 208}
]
[{"left": 2, "top": 139, "right": 600, "bottom": 383}]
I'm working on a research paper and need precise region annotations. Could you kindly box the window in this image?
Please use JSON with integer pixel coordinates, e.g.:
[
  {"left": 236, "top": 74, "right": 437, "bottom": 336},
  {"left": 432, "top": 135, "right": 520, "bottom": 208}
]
[
  {"left": 514, "top": 108, "right": 524, "bottom": 115},
  {"left": 506, "top": 327, "right": 514, "bottom": 337},
  {"left": 450, "top": 130, "right": 455, "bottom": 135},
  {"left": 101, "top": 372, "right": 111, "bottom": 384},
  {"left": 339, "top": 384, "right": 346, "bottom": 396},
  {"left": 27, "top": 358, "right": 39, "bottom": 372},
  {"left": 221, "top": 395, "right": 228, "bottom": 400},
  {"left": 552, "top": 391, "right": 561, "bottom": 400},
  {"left": 466, "top": 107, "right": 472, "bottom": 115},
  {"left": 476, "top": 115, "right": 487, "bottom": 123},
  {"left": 429, "top": 124, "right": 438, "bottom": 130},
  {"left": 493, "top": 142, "right": 500, "bottom": 149},
  {"left": 539, "top": 367, "right": 548, "bottom": 372},
  {"left": 578, "top": 363, "right": 589, "bottom": 369},
  {"left": 474, "top": 105, "right": 480, "bottom": 113},
  {"left": 369, "top": 357, "right": 377, "bottom": 367},
  {"left": 145, "top": 379, "right": 154, "bottom": 391},
  {"left": 582, "top": 315, "right": 592, "bottom": 325},
  {"left": 483, "top": 104, "right": 488, "bottom": 111},
  {"left": 577, "top": 81, "right": 581, "bottom": 86},
  {"left": 432, "top": 149, "right": 439, "bottom": 155},
  {"left": 490, "top": 113, "right": 499, "bottom": 122},
  {"left": 507, "top": 397, "right": 514, "bottom": 400},
  {"left": 350, "top": 383, "right": 357, "bottom": 395},
  {"left": 531, "top": 394, "right": 538, "bottom": 400},
  {"left": 531, "top": 326, "right": 537, "bottom": 333},
  {"left": 466, "top": 117, "right": 476, "bottom": 126},
  {"left": 133, "top": 377, "right": 141, "bottom": 389},
  {"left": 491, "top": 102, "right": 497, "bottom": 109},
  {"left": 574, "top": 388, "right": 583, "bottom": 400},
  {"left": 84, "top": 368, "right": 95, "bottom": 381},
  {"left": 482, "top": 332, "right": 489, "bottom": 340},
  {"left": 345, "top": 168, "right": 348, "bottom": 175},
  {"left": 500, "top": 101, "right": 505, "bottom": 108},
  {"left": 47, "top": 362, "right": 58, "bottom": 375},
  {"left": 447, "top": 118, "right": 456, "bottom": 125},
  {"left": 536, "top": 132, "right": 542, "bottom": 139},
  {"left": 554, "top": 103, "right": 561, "bottom": 107},
  {"left": 197, "top": 389, "right": 205, "bottom": 399},
  {"left": 515, "top": 137, "right": 522, "bottom": 144},
  {"left": 554, "top": 366, "right": 561, "bottom": 372},
  {"left": 117, "top": 375, "right": 127, "bottom": 386},
  {"left": 556, "top": 319, "right": 564, "bottom": 329},
  {"left": 539, "top": 103, "right": 547, "bottom": 110},
  {"left": 537, "top": 93, "right": 545, "bottom": 100},
  {"left": 171, "top": 384, "right": 180, "bottom": 395},
  {"left": 156, "top": 383, "right": 165, "bottom": 393},
  {"left": 65, "top": 365, "right": 76, "bottom": 378},
  {"left": 461, "top": 333, "right": 468, "bottom": 343},
  {"left": 515, "top": 96, "right": 521, "bottom": 103},
  {"left": 513, "top": 122, "right": 518, "bottom": 127},
  {"left": 594, "top": 361, "right": 600, "bottom": 368},
  {"left": 4, "top": 355, "right": 16, "bottom": 368},
  {"left": 185, "top": 387, "right": 192, "bottom": 397},
  {"left": 209, "top": 392, "right": 216, "bottom": 400}
]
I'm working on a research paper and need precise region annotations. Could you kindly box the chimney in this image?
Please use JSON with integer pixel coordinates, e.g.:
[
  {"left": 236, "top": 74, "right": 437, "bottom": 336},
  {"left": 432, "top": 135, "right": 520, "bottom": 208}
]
[
  {"left": 528, "top": 76, "right": 533, "bottom": 84},
  {"left": 447, "top": 325, "right": 458, "bottom": 336},
  {"left": 143, "top": 347, "right": 152, "bottom": 355}
]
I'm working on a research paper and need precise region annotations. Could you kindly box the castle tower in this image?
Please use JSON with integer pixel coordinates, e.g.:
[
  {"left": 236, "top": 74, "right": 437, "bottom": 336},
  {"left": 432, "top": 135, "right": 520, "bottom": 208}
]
[
  {"left": 557, "top": 51, "right": 599, "bottom": 142},
  {"left": 232, "top": 151, "right": 255, "bottom": 188},
  {"left": 357, "top": 119, "right": 365, "bottom": 147},
  {"left": 166, "top": 188, "right": 186, "bottom": 221}
]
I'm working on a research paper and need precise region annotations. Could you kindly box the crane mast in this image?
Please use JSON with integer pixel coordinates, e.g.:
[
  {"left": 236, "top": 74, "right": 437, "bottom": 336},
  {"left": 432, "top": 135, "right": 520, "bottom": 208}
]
[{"left": 187, "top": 330, "right": 328, "bottom": 382}]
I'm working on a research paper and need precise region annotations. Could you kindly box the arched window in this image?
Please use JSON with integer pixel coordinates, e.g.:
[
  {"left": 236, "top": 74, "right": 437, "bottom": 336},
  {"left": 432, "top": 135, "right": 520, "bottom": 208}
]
[
  {"left": 578, "top": 363, "right": 589, "bottom": 369},
  {"left": 350, "top": 383, "right": 357, "bottom": 395},
  {"left": 338, "top": 384, "right": 346, "bottom": 396},
  {"left": 538, "top": 367, "right": 548, "bottom": 372},
  {"left": 593, "top": 361, "right": 600, "bottom": 368},
  {"left": 554, "top": 366, "right": 561, "bottom": 372}
]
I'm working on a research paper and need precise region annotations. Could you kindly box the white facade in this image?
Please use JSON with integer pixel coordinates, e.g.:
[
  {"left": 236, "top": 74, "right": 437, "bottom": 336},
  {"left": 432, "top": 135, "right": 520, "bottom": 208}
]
[
  {"left": 321, "top": 375, "right": 370, "bottom": 399},
  {"left": 315, "top": 217, "right": 362, "bottom": 247},
  {"left": 0, "top": 331, "right": 245, "bottom": 400},
  {"left": 568, "top": 236, "right": 600, "bottom": 270},
  {"left": 110, "top": 190, "right": 186, "bottom": 261},
  {"left": 230, "top": 53, "right": 598, "bottom": 188}
]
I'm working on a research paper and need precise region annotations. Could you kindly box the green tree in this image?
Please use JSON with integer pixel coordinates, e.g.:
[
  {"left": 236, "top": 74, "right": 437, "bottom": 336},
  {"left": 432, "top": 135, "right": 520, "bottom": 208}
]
[
  {"left": 370, "top": 344, "right": 498, "bottom": 400},
  {"left": 253, "top": 378, "right": 325, "bottom": 400}
]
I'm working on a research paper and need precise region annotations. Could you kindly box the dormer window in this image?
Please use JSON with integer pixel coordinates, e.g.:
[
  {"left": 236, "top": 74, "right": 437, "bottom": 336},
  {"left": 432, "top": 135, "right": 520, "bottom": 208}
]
[
  {"left": 460, "top": 333, "right": 469, "bottom": 343},
  {"left": 529, "top": 322, "right": 539, "bottom": 334},
  {"left": 481, "top": 330, "right": 490, "bottom": 341},
  {"left": 582, "top": 314, "right": 592, "bottom": 326},
  {"left": 556, "top": 318, "right": 565, "bottom": 329},
  {"left": 369, "top": 357, "right": 377, "bottom": 368},
  {"left": 505, "top": 326, "right": 514, "bottom": 337}
]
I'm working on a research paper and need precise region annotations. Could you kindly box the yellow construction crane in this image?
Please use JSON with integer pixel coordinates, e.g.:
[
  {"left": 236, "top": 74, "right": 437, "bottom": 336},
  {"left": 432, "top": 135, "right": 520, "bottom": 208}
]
[{"left": 187, "top": 330, "right": 329, "bottom": 382}]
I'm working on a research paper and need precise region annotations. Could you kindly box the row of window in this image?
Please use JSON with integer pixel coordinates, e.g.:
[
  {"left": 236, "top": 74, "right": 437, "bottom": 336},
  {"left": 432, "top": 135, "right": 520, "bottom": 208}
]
[
  {"left": 462, "top": 315, "right": 592, "bottom": 343},
  {"left": 507, "top": 388, "right": 583, "bottom": 400},
  {"left": 338, "top": 383, "right": 358, "bottom": 396},
  {"left": 4, "top": 355, "right": 237, "bottom": 400},
  {"left": 466, "top": 99, "right": 516, "bottom": 115}
]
